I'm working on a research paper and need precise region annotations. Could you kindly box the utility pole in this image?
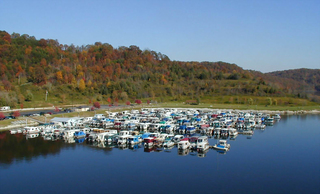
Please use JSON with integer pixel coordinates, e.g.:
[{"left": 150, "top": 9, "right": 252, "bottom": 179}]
[{"left": 45, "top": 90, "right": 48, "bottom": 101}]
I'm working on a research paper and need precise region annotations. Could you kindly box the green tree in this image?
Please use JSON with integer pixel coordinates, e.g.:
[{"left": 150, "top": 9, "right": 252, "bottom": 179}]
[{"left": 25, "top": 91, "right": 33, "bottom": 101}]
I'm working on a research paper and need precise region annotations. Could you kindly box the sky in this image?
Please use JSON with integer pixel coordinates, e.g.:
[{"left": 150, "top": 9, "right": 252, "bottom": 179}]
[{"left": 1, "top": 0, "right": 319, "bottom": 73}]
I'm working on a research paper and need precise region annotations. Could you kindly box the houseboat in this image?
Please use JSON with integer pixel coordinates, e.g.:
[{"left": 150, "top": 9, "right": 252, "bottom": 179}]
[
  {"left": 186, "top": 126, "right": 196, "bottom": 134},
  {"left": 177, "top": 138, "right": 191, "bottom": 150},
  {"left": 118, "top": 135, "right": 131, "bottom": 145},
  {"left": 173, "top": 135, "right": 184, "bottom": 144},
  {"left": 24, "top": 127, "right": 40, "bottom": 134},
  {"left": 196, "top": 136, "right": 210, "bottom": 152},
  {"left": 127, "top": 136, "right": 142, "bottom": 145}
]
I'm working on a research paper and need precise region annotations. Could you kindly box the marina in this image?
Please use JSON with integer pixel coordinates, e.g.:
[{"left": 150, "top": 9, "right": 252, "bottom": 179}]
[
  {"left": 0, "top": 109, "right": 319, "bottom": 194},
  {"left": 4, "top": 108, "right": 286, "bottom": 155}
]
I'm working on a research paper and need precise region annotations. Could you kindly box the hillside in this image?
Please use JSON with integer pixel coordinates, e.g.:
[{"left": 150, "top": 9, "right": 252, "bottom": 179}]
[
  {"left": 266, "top": 69, "right": 320, "bottom": 94},
  {"left": 0, "top": 30, "right": 319, "bottom": 108}
]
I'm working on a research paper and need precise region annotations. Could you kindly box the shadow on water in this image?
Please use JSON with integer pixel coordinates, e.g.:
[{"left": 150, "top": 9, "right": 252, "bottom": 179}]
[{"left": 0, "top": 131, "right": 71, "bottom": 167}]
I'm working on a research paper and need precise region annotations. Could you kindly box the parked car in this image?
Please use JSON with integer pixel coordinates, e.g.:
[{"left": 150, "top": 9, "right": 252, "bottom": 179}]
[{"left": 64, "top": 108, "right": 72, "bottom": 113}]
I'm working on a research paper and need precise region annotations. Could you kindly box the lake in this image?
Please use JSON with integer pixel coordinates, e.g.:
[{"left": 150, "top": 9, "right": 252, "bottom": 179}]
[{"left": 0, "top": 114, "right": 319, "bottom": 194}]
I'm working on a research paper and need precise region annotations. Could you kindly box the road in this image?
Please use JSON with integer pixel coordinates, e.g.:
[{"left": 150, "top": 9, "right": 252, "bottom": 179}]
[{"left": 5, "top": 104, "right": 130, "bottom": 117}]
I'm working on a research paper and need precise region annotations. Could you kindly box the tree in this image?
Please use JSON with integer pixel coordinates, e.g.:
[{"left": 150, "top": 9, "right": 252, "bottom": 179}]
[
  {"left": 2, "top": 80, "right": 12, "bottom": 91},
  {"left": 25, "top": 91, "right": 33, "bottom": 101},
  {"left": 120, "top": 92, "right": 128, "bottom": 101},
  {"left": 0, "top": 112, "right": 5, "bottom": 119},
  {"left": 135, "top": 99, "right": 142, "bottom": 104},
  {"left": 34, "top": 66, "right": 47, "bottom": 85},
  {"left": 56, "top": 71, "right": 63, "bottom": 83},
  {"left": 54, "top": 107, "right": 60, "bottom": 112},
  {"left": 126, "top": 101, "right": 131, "bottom": 106},
  {"left": 78, "top": 79, "right": 86, "bottom": 92},
  {"left": 12, "top": 111, "right": 20, "bottom": 118},
  {"left": 93, "top": 101, "right": 100, "bottom": 108}
]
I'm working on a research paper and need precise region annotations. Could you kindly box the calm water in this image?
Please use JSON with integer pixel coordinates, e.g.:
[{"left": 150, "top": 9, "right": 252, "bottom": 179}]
[{"left": 0, "top": 115, "right": 319, "bottom": 194}]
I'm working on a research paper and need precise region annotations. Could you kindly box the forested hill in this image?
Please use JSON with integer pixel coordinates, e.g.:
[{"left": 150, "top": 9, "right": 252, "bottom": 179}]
[
  {"left": 266, "top": 69, "right": 320, "bottom": 93},
  {"left": 0, "top": 30, "right": 319, "bottom": 107}
]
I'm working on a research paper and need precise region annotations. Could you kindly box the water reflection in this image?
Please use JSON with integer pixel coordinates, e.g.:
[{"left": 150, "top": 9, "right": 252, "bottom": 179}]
[
  {"left": 75, "top": 138, "right": 85, "bottom": 143},
  {"left": 0, "top": 131, "right": 66, "bottom": 166},
  {"left": 129, "top": 144, "right": 142, "bottom": 151},
  {"left": 214, "top": 149, "right": 228, "bottom": 155},
  {"left": 178, "top": 149, "right": 189, "bottom": 156}
]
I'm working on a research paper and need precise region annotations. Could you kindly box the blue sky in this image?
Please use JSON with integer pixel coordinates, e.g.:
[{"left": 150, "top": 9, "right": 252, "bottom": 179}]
[{"left": 1, "top": 0, "right": 319, "bottom": 73}]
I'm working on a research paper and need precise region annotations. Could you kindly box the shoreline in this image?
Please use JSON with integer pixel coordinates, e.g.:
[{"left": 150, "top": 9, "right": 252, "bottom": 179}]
[{"left": 1, "top": 107, "right": 319, "bottom": 132}]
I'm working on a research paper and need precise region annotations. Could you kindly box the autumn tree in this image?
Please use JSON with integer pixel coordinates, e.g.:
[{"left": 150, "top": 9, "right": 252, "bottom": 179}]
[
  {"left": 135, "top": 99, "right": 142, "bottom": 104},
  {"left": 0, "top": 112, "right": 5, "bottom": 120},
  {"left": 93, "top": 101, "right": 100, "bottom": 108},
  {"left": 34, "top": 66, "right": 47, "bottom": 85},
  {"left": 126, "top": 101, "right": 131, "bottom": 105},
  {"left": 12, "top": 111, "right": 20, "bottom": 118},
  {"left": 56, "top": 71, "right": 63, "bottom": 83},
  {"left": 78, "top": 79, "right": 86, "bottom": 92}
]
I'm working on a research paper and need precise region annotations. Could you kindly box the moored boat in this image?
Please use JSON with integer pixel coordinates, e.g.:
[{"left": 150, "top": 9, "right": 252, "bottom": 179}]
[
  {"left": 196, "top": 136, "right": 210, "bottom": 152},
  {"left": 177, "top": 138, "right": 190, "bottom": 150},
  {"left": 24, "top": 127, "right": 40, "bottom": 134},
  {"left": 212, "top": 140, "right": 230, "bottom": 151}
]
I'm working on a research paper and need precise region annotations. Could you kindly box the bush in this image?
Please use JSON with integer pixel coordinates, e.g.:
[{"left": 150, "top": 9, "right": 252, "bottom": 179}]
[{"left": 25, "top": 91, "right": 33, "bottom": 101}]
